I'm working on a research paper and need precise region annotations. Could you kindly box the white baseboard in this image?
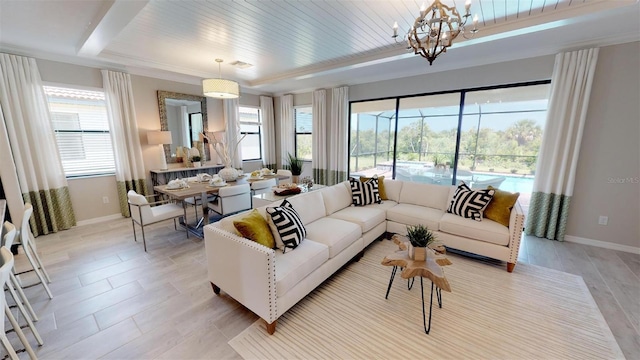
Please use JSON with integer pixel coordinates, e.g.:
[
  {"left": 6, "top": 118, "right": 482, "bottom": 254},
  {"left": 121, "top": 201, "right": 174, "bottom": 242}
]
[
  {"left": 76, "top": 213, "right": 123, "bottom": 227},
  {"left": 564, "top": 235, "right": 640, "bottom": 255}
]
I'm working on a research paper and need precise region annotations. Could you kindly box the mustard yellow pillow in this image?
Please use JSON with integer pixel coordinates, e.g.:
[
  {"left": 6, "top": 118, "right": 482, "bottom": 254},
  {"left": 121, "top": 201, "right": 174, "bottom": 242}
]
[
  {"left": 233, "top": 209, "right": 275, "bottom": 248},
  {"left": 360, "top": 175, "right": 387, "bottom": 200},
  {"left": 483, "top": 186, "right": 519, "bottom": 227}
]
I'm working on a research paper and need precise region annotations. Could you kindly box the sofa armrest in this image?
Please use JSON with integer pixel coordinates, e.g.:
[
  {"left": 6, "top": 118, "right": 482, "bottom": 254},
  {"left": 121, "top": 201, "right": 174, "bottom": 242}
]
[
  {"left": 203, "top": 224, "right": 277, "bottom": 323},
  {"left": 507, "top": 201, "right": 526, "bottom": 268}
]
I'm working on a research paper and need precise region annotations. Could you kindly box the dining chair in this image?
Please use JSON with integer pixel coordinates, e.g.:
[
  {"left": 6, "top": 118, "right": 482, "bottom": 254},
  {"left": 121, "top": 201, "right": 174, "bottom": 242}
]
[
  {"left": 2, "top": 222, "right": 40, "bottom": 323},
  {"left": 1, "top": 247, "right": 37, "bottom": 360},
  {"left": 127, "top": 190, "right": 188, "bottom": 252},
  {"left": 276, "top": 169, "right": 292, "bottom": 184},
  {"left": 251, "top": 178, "right": 277, "bottom": 196},
  {"left": 16, "top": 203, "right": 53, "bottom": 299},
  {"left": 208, "top": 184, "right": 252, "bottom": 216}
]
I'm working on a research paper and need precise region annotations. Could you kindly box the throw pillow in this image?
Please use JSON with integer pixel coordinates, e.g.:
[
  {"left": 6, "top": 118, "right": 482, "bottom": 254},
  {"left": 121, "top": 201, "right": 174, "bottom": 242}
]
[
  {"left": 483, "top": 185, "right": 520, "bottom": 227},
  {"left": 447, "top": 182, "right": 495, "bottom": 221},
  {"left": 349, "top": 177, "right": 381, "bottom": 206},
  {"left": 233, "top": 209, "right": 275, "bottom": 248},
  {"left": 266, "top": 199, "right": 306, "bottom": 253},
  {"left": 359, "top": 175, "right": 387, "bottom": 200}
]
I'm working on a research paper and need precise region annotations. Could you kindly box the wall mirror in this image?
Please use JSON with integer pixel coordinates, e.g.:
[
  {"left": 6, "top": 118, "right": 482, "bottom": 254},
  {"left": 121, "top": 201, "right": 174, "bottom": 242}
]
[{"left": 157, "top": 90, "right": 209, "bottom": 163}]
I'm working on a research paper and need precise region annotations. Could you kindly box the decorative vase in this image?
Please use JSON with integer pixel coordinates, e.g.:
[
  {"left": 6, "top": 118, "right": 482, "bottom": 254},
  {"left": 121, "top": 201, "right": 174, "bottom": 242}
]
[
  {"left": 292, "top": 175, "right": 300, "bottom": 184},
  {"left": 408, "top": 244, "right": 426, "bottom": 261},
  {"left": 193, "top": 162, "right": 201, "bottom": 168},
  {"left": 219, "top": 166, "right": 239, "bottom": 182}
]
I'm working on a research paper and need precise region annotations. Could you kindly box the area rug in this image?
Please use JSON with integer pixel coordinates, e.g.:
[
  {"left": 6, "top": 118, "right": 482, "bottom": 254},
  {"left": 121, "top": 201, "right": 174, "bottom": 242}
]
[{"left": 229, "top": 240, "right": 624, "bottom": 359}]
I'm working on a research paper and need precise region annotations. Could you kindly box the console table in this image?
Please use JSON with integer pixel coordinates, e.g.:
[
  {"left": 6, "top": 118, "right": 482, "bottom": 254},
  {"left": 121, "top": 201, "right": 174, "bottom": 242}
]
[{"left": 150, "top": 164, "right": 225, "bottom": 186}]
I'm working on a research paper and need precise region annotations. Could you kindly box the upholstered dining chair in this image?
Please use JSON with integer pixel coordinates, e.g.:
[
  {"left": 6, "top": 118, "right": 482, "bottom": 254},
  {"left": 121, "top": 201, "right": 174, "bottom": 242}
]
[
  {"left": 2, "top": 223, "right": 43, "bottom": 347},
  {"left": 2, "top": 222, "right": 40, "bottom": 324},
  {"left": 251, "top": 178, "right": 277, "bottom": 196},
  {"left": 1, "top": 247, "right": 37, "bottom": 360},
  {"left": 208, "top": 184, "right": 252, "bottom": 216},
  {"left": 276, "top": 169, "right": 292, "bottom": 183},
  {"left": 127, "top": 190, "right": 188, "bottom": 252},
  {"left": 16, "top": 203, "right": 53, "bottom": 299}
]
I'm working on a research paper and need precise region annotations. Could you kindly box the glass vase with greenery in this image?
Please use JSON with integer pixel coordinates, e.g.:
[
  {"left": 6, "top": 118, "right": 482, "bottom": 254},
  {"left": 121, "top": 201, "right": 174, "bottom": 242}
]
[{"left": 287, "top": 153, "right": 304, "bottom": 176}]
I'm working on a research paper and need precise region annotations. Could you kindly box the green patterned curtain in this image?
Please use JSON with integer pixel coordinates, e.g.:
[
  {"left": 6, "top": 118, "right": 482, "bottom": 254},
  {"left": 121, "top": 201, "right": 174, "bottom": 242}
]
[
  {"left": 102, "top": 70, "right": 148, "bottom": 217},
  {"left": 0, "top": 53, "right": 76, "bottom": 236},
  {"left": 525, "top": 48, "right": 599, "bottom": 241}
]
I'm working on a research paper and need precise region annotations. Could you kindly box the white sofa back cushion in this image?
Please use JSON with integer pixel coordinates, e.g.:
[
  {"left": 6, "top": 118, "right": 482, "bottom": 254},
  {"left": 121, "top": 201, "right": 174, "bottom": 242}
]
[
  {"left": 286, "top": 190, "right": 327, "bottom": 225},
  {"left": 321, "top": 181, "right": 352, "bottom": 215},
  {"left": 399, "top": 182, "right": 450, "bottom": 210},
  {"left": 382, "top": 179, "right": 403, "bottom": 202}
]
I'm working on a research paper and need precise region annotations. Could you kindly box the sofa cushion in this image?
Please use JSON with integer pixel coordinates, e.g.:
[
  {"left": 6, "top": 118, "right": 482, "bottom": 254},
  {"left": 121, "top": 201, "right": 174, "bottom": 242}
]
[
  {"left": 321, "top": 181, "right": 352, "bottom": 215},
  {"left": 360, "top": 175, "right": 387, "bottom": 200},
  {"left": 447, "top": 182, "right": 495, "bottom": 221},
  {"left": 304, "top": 217, "right": 362, "bottom": 258},
  {"left": 399, "top": 182, "right": 450, "bottom": 210},
  {"left": 233, "top": 209, "right": 275, "bottom": 248},
  {"left": 349, "top": 178, "right": 381, "bottom": 206},
  {"left": 386, "top": 203, "right": 443, "bottom": 230},
  {"left": 483, "top": 186, "right": 520, "bottom": 227},
  {"left": 329, "top": 206, "right": 386, "bottom": 233},
  {"left": 286, "top": 191, "right": 326, "bottom": 225},
  {"left": 383, "top": 179, "right": 403, "bottom": 202},
  {"left": 365, "top": 200, "right": 398, "bottom": 211},
  {"left": 439, "top": 213, "right": 510, "bottom": 246},
  {"left": 275, "top": 239, "right": 329, "bottom": 297},
  {"left": 266, "top": 200, "right": 306, "bottom": 252}
]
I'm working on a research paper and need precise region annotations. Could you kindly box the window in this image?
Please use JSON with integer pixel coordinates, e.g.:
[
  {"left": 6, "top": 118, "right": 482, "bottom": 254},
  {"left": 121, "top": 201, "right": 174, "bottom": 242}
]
[
  {"left": 349, "top": 81, "right": 550, "bottom": 212},
  {"left": 44, "top": 86, "right": 115, "bottom": 177},
  {"left": 239, "top": 106, "right": 261, "bottom": 161},
  {"left": 295, "top": 106, "right": 312, "bottom": 160}
]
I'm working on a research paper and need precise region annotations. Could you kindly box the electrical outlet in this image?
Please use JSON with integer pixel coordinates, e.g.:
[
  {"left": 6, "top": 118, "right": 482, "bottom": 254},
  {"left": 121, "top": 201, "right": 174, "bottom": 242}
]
[
  {"left": 598, "top": 216, "right": 608, "bottom": 225},
  {"left": 102, "top": 196, "right": 109, "bottom": 204}
]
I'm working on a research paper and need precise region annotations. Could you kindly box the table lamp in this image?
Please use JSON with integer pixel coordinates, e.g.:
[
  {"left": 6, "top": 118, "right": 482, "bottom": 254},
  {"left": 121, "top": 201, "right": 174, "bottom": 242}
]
[{"left": 147, "top": 131, "right": 172, "bottom": 171}]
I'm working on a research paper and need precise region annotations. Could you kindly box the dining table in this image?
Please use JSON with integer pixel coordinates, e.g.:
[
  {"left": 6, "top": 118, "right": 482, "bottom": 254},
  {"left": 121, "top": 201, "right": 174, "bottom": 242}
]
[{"left": 153, "top": 174, "right": 288, "bottom": 237}]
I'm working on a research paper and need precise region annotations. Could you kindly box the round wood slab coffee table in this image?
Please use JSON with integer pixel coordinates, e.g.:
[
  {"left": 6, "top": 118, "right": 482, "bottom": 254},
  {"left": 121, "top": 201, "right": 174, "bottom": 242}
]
[{"left": 381, "top": 235, "right": 452, "bottom": 334}]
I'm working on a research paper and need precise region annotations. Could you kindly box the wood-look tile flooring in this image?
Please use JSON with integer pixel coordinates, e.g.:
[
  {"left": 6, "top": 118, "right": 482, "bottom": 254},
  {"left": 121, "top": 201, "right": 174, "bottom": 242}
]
[{"left": 3, "top": 216, "right": 639, "bottom": 359}]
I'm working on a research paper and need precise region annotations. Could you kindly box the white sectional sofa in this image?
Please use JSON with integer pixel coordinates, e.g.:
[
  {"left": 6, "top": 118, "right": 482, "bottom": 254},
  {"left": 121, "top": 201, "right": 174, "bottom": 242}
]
[{"left": 203, "top": 179, "right": 525, "bottom": 334}]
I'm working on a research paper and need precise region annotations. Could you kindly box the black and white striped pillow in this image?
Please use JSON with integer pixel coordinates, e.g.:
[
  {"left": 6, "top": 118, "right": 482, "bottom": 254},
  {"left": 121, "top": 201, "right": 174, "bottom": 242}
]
[
  {"left": 266, "top": 200, "right": 306, "bottom": 253},
  {"left": 349, "top": 177, "right": 381, "bottom": 206},
  {"left": 447, "top": 182, "right": 495, "bottom": 221}
]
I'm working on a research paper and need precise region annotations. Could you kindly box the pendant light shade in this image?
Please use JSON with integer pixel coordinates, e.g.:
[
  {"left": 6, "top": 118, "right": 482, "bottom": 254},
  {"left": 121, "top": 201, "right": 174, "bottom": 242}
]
[{"left": 203, "top": 59, "right": 240, "bottom": 98}]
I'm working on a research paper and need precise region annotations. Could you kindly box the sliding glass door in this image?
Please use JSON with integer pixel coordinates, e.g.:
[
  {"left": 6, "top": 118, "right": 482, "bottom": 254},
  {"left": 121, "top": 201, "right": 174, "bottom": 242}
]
[{"left": 348, "top": 81, "right": 550, "bottom": 211}]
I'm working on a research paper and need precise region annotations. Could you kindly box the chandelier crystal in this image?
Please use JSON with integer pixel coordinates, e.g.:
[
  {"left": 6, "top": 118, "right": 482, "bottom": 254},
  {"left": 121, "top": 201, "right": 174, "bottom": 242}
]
[
  {"left": 203, "top": 59, "right": 240, "bottom": 98},
  {"left": 393, "top": 0, "right": 478, "bottom": 65}
]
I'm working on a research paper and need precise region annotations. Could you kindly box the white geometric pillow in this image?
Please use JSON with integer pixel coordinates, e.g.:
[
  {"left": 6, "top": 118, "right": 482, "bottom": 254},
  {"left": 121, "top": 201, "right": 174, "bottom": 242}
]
[
  {"left": 266, "top": 200, "right": 306, "bottom": 253},
  {"left": 349, "top": 177, "right": 381, "bottom": 206},
  {"left": 447, "top": 182, "right": 495, "bottom": 221}
]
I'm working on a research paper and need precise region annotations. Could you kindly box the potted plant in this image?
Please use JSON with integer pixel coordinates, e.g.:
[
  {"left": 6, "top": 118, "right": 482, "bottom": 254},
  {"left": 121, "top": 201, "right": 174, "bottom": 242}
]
[
  {"left": 191, "top": 155, "right": 201, "bottom": 167},
  {"left": 406, "top": 224, "right": 437, "bottom": 261},
  {"left": 287, "top": 153, "right": 304, "bottom": 183}
]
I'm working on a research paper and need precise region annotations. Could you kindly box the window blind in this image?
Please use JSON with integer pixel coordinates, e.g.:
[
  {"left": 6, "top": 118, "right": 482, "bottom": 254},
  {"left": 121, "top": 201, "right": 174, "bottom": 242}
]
[
  {"left": 239, "top": 107, "right": 262, "bottom": 160},
  {"left": 44, "top": 86, "right": 116, "bottom": 177}
]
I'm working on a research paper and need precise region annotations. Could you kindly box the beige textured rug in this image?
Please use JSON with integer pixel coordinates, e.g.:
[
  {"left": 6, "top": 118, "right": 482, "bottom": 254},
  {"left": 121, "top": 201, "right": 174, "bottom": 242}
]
[{"left": 229, "top": 240, "right": 624, "bottom": 359}]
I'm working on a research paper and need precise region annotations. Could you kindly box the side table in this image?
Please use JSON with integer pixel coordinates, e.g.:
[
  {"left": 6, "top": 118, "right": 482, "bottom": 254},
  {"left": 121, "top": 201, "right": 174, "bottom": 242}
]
[{"left": 381, "top": 235, "right": 452, "bottom": 334}]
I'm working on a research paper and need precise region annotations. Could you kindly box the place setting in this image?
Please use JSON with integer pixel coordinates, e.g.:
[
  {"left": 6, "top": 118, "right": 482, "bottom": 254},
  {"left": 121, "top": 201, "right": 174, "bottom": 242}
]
[{"left": 164, "top": 178, "right": 189, "bottom": 191}]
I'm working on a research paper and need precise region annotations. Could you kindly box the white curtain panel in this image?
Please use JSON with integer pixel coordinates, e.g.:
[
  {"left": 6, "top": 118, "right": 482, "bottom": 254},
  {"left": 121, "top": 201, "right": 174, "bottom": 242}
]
[
  {"left": 328, "top": 86, "right": 349, "bottom": 185},
  {"left": 102, "top": 70, "right": 148, "bottom": 217},
  {"left": 526, "top": 48, "right": 599, "bottom": 241},
  {"left": 0, "top": 104, "right": 26, "bottom": 227},
  {"left": 260, "top": 96, "right": 277, "bottom": 169},
  {"left": 280, "top": 94, "right": 295, "bottom": 168},
  {"left": 0, "top": 53, "right": 75, "bottom": 234},
  {"left": 312, "top": 89, "right": 327, "bottom": 184},
  {"left": 223, "top": 98, "right": 243, "bottom": 169}
]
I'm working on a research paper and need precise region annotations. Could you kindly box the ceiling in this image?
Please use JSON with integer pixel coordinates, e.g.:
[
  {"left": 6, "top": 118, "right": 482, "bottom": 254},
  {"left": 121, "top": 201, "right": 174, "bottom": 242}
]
[{"left": 1, "top": 0, "right": 638, "bottom": 95}]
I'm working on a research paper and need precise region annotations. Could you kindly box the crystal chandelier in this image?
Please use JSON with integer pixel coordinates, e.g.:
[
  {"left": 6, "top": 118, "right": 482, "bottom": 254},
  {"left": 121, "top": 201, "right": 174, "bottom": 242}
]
[
  {"left": 202, "top": 59, "right": 240, "bottom": 98},
  {"left": 393, "top": 0, "right": 478, "bottom": 65}
]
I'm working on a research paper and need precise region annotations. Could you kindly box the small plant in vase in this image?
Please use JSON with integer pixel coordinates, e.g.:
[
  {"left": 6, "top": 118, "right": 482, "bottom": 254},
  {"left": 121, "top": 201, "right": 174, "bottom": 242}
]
[
  {"left": 406, "top": 224, "right": 437, "bottom": 261},
  {"left": 287, "top": 153, "right": 304, "bottom": 183},
  {"left": 191, "top": 155, "right": 201, "bottom": 168}
]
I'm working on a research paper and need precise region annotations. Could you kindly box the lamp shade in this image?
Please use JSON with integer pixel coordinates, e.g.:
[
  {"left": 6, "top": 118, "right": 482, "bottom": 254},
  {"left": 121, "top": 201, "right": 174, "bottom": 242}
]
[
  {"left": 202, "top": 78, "right": 240, "bottom": 98},
  {"left": 147, "top": 131, "right": 172, "bottom": 145}
]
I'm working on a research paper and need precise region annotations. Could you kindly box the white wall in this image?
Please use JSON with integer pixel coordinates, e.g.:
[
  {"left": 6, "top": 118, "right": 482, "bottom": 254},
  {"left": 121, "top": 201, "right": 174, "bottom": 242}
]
[{"left": 565, "top": 42, "right": 640, "bottom": 249}]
